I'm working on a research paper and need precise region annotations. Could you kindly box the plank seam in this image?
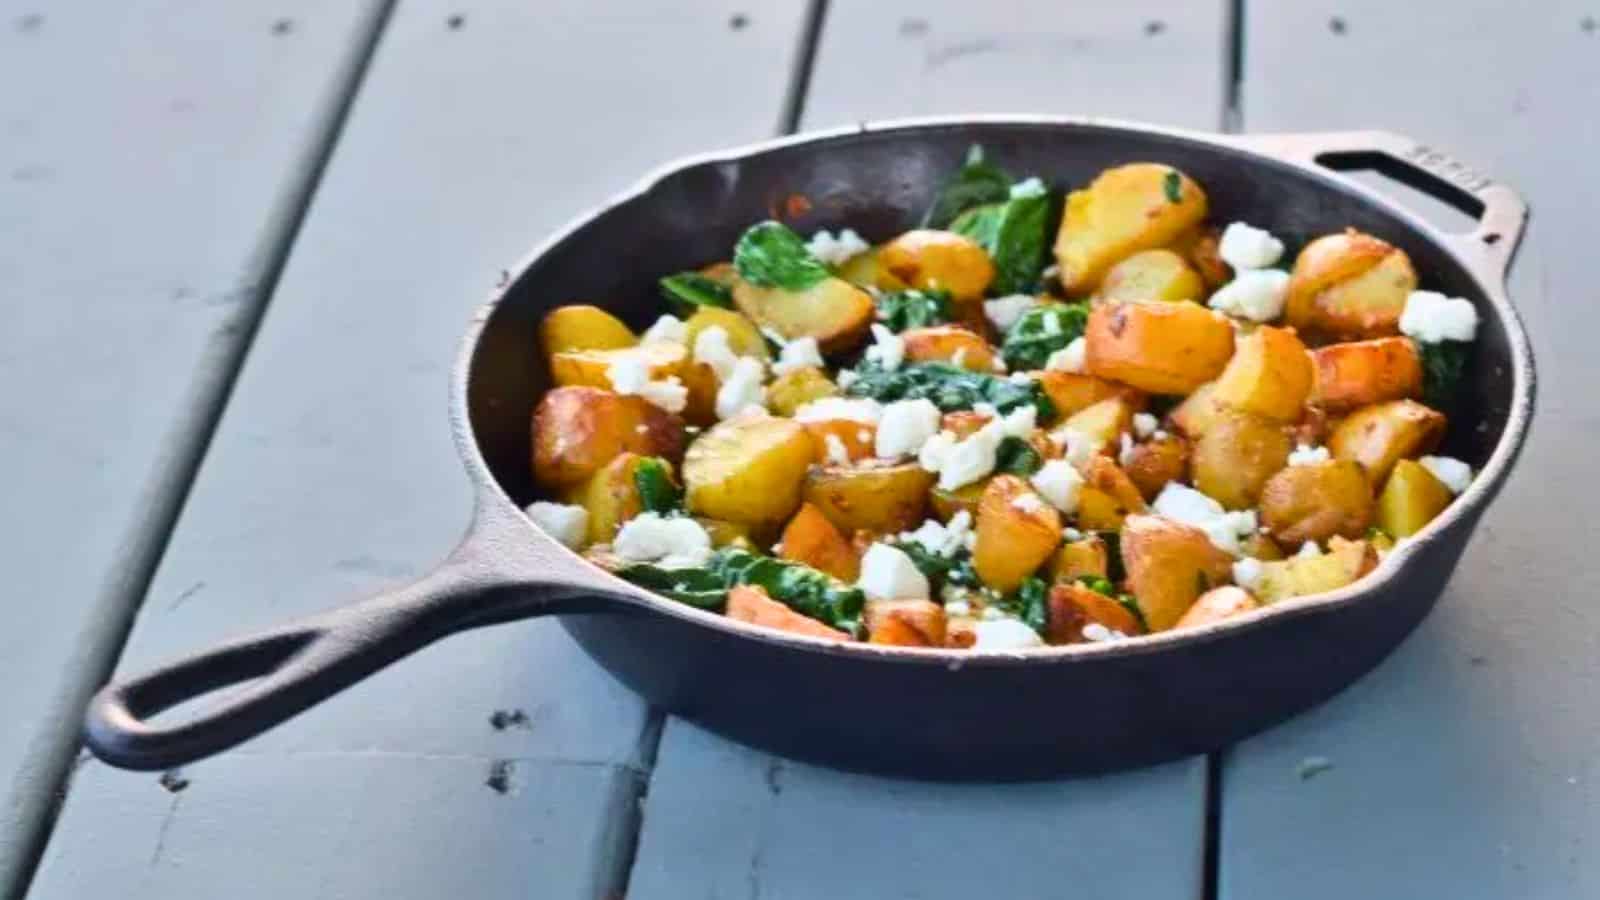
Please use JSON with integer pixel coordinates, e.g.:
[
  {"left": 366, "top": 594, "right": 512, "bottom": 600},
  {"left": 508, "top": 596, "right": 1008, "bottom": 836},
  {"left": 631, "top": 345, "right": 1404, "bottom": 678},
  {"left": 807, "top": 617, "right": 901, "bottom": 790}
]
[{"left": 776, "top": 0, "right": 830, "bottom": 134}]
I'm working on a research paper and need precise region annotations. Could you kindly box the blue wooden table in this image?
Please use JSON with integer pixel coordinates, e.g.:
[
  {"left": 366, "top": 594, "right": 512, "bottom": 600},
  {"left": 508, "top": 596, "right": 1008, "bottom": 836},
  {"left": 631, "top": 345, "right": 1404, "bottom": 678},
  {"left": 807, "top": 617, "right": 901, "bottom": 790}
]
[{"left": 3, "top": 2, "right": 1594, "bottom": 897}]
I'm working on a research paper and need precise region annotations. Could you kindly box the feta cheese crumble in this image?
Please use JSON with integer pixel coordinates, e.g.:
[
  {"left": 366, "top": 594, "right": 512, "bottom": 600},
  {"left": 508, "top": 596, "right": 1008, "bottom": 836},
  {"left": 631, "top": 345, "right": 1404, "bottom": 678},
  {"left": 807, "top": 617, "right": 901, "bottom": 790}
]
[
  {"left": 1001, "top": 404, "right": 1037, "bottom": 438},
  {"left": 1151, "top": 483, "right": 1257, "bottom": 555},
  {"left": 525, "top": 502, "right": 588, "bottom": 549},
  {"left": 972, "top": 618, "right": 1044, "bottom": 650},
  {"left": 1232, "top": 557, "right": 1264, "bottom": 591},
  {"left": 1419, "top": 455, "right": 1473, "bottom": 494},
  {"left": 864, "top": 323, "right": 905, "bottom": 372},
  {"left": 1052, "top": 426, "right": 1102, "bottom": 468},
  {"left": 1118, "top": 433, "right": 1137, "bottom": 468},
  {"left": 858, "top": 543, "right": 931, "bottom": 601},
  {"left": 1218, "top": 221, "right": 1286, "bottom": 270},
  {"left": 1132, "top": 412, "right": 1159, "bottom": 438},
  {"left": 639, "top": 314, "right": 688, "bottom": 346},
  {"left": 692, "top": 325, "right": 741, "bottom": 381},
  {"left": 1011, "top": 492, "right": 1046, "bottom": 514},
  {"left": 875, "top": 398, "right": 943, "bottom": 458},
  {"left": 793, "top": 396, "right": 882, "bottom": 424},
  {"left": 900, "top": 510, "right": 973, "bottom": 558},
  {"left": 836, "top": 368, "right": 860, "bottom": 389},
  {"left": 1208, "top": 269, "right": 1291, "bottom": 322},
  {"left": 771, "top": 336, "right": 824, "bottom": 376},
  {"left": 1045, "top": 336, "right": 1087, "bottom": 372},
  {"left": 1400, "top": 291, "right": 1479, "bottom": 343},
  {"left": 1287, "top": 444, "right": 1331, "bottom": 466},
  {"left": 1081, "top": 623, "right": 1126, "bottom": 643},
  {"left": 614, "top": 513, "right": 712, "bottom": 568},
  {"left": 919, "top": 419, "right": 1006, "bottom": 491},
  {"left": 1031, "top": 460, "right": 1085, "bottom": 514},
  {"left": 607, "top": 351, "right": 689, "bottom": 413},
  {"left": 984, "top": 295, "right": 1036, "bottom": 333},
  {"left": 715, "top": 356, "right": 767, "bottom": 420},
  {"left": 823, "top": 433, "right": 851, "bottom": 465},
  {"left": 1296, "top": 541, "right": 1322, "bottom": 559},
  {"left": 1009, "top": 176, "right": 1046, "bottom": 199},
  {"left": 806, "top": 228, "right": 870, "bottom": 266}
]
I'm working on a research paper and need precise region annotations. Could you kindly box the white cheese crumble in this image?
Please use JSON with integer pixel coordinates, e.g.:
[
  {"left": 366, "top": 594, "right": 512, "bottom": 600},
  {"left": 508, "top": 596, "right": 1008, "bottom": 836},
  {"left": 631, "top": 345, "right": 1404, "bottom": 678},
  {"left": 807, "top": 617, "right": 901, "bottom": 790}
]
[
  {"left": 836, "top": 368, "right": 860, "bottom": 389},
  {"left": 1297, "top": 541, "right": 1322, "bottom": 559},
  {"left": 1082, "top": 623, "right": 1127, "bottom": 643},
  {"left": 1132, "top": 412, "right": 1159, "bottom": 439},
  {"left": 1151, "top": 483, "right": 1257, "bottom": 555},
  {"left": 806, "top": 228, "right": 870, "bottom": 266},
  {"left": 1001, "top": 404, "right": 1037, "bottom": 438},
  {"left": 1218, "top": 221, "right": 1286, "bottom": 270},
  {"left": 1419, "top": 455, "right": 1473, "bottom": 494},
  {"left": 1208, "top": 269, "right": 1291, "bottom": 322},
  {"left": 1042, "top": 313, "right": 1064, "bottom": 337},
  {"left": 639, "top": 314, "right": 688, "bottom": 346},
  {"left": 771, "top": 336, "right": 824, "bottom": 376},
  {"left": 1287, "top": 444, "right": 1331, "bottom": 466},
  {"left": 900, "top": 510, "right": 973, "bottom": 558},
  {"left": 823, "top": 433, "right": 851, "bottom": 465},
  {"left": 1063, "top": 527, "right": 1084, "bottom": 542},
  {"left": 607, "top": 352, "right": 689, "bottom": 413},
  {"left": 980, "top": 606, "right": 1006, "bottom": 621},
  {"left": 1052, "top": 426, "right": 1102, "bottom": 468},
  {"left": 857, "top": 543, "right": 931, "bottom": 601},
  {"left": 794, "top": 396, "right": 882, "bottom": 424},
  {"left": 1045, "top": 336, "right": 1087, "bottom": 372},
  {"left": 613, "top": 513, "right": 712, "bottom": 568},
  {"left": 1011, "top": 492, "right": 1046, "bottom": 514},
  {"left": 1400, "top": 291, "right": 1479, "bottom": 343},
  {"left": 864, "top": 323, "right": 905, "bottom": 372},
  {"left": 944, "top": 599, "right": 972, "bottom": 617},
  {"left": 973, "top": 618, "right": 1044, "bottom": 650},
  {"left": 1009, "top": 176, "right": 1046, "bottom": 199},
  {"left": 1153, "top": 429, "right": 1171, "bottom": 441},
  {"left": 984, "top": 294, "right": 1037, "bottom": 333},
  {"left": 875, "top": 398, "right": 943, "bottom": 459},
  {"left": 949, "top": 347, "right": 967, "bottom": 370},
  {"left": 1118, "top": 433, "right": 1137, "bottom": 468},
  {"left": 692, "top": 325, "right": 741, "bottom": 381},
  {"left": 525, "top": 502, "right": 588, "bottom": 550},
  {"left": 918, "top": 419, "right": 1005, "bottom": 491},
  {"left": 715, "top": 356, "right": 767, "bottom": 420},
  {"left": 1008, "top": 371, "right": 1035, "bottom": 386},
  {"left": 1232, "top": 557, "right": 1264, "bottom": 591}
]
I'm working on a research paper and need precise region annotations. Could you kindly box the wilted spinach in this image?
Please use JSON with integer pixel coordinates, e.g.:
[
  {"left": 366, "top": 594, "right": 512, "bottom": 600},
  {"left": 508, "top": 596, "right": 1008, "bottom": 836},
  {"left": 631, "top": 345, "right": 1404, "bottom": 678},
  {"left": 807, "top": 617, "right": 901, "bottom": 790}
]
[
  {"left": 986, "top": 185, "right": 1052, "bottom": 295},
  {"left": 733, "top": 221, "right": 831, "bottom": 291},
  {"left": 844, "top": 361, "right": 1055, "bottom": 418},
  {"left": 874, "top": 289, "right": 953, "bottom": 332},
  {"left": 1416, "top": 339, "right": 1469, "bottom": 408},
  {"left": 1163, "top": 170, "right": 1182, "bottom": 203},
  {"left": 923, "top": 145, "right": 1014, "bottom": 229},
  {"left": 994, "top": 436, "right": 1043, "bottom": 476},
  {"left": 658, "top": 272, "right": 732, "bottom": 313},
  {"left": 710, "top": 549, "right": 864, "bottom": 636},
  {"left": 1001, "top": 302, "right": 1089, "bottom": 370},
  {"left": 633, "top": 458, "right": 682, "bottom": 515},
  {"left": 891, "top": 542, "right": 981, "bottom": 593},
  {"left": 614, "top": 563, "right": 727, "bottom": 609}
]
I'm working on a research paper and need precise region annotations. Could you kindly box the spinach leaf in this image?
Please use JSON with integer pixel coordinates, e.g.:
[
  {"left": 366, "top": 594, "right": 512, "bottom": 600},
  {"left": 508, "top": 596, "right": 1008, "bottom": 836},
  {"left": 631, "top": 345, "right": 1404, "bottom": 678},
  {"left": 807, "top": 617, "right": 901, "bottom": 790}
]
[
  {"left": 874, "top": 289, "right": 953, "bottom": 333},
  {"left": 633, "top": 457, "right": 682, "bottom": 515},
  {"left": 1116, "top": 594, "right": 1148, "bottom": 633},
  {"left": 658, "top": 272, "right": 732, "bottom": 313},
  {"left": 734, "top": 221, "right": 831, "bottom": 291},
  {"left": 994, "top": 436, "right": 1043, "bottom": 476},
  {"left": 987, "top": 187, "right": 1052, "bottom": 296},
  {"left": 614, "top": 563, "right": 727, "bottom": 609},
  {"left": 1097, "top": 530, "right": 1126, "bottom": 583},
  {"left": 1001, "top": 302, "right": 1089, "bottom": 371},
  {"left": 1015, "top": 577, "right": 1050, "bottom": 635},
  {"left": 1416, "top": 339, "right": 1469, "bottom": 408},
  {"left": 844, "top": 361, "right": 1055, "bottom": 418},
  {"left": 1163, "top": 170, "right": 1182, "bottom": 203},
  {"left": 949, "top": 203, "right": 1004, "bottom": 249},
  {"left": 891, "top": 542, "right": 980, "bottom": 593},
  {"left": 923, "top": 145, "right": 1014, "bottom": 229},
  {"left": 709, "top": 548, "right": 864, "bottom": 636}
]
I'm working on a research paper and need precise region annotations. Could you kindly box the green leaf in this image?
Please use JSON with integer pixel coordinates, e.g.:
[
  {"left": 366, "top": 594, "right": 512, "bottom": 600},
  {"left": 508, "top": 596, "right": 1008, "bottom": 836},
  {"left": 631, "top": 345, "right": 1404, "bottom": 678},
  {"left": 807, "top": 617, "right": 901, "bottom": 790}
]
[
  {"left": 658, "top": 272, "right": 732, "bottom": 314},
  {"left": 949, "top": 203, "right": 1004, "bottom": 249},
  {"left": 1015, "top": 577, "right": 1050, "bottom": 635},
  {"left": 1001, "top": 302, "right": 1089, "bottom": 371},
  {"left": 614, "top": 563, "right": 727, "bottom": 609},
  {"left": 923, "top": 145, "right": 1015, "bottom": 229},
  {"left": 1097, "top": 530, "right": 1126, "bottom": 582},
  {"left": 994, "top": 436, "right": 1043, "bottom": 476},
  {"left": 988, "top": 189, "right": 1052, "bottom": 296},
  {"left": 734, "top": 221, "right": 831, "bottom": 291},
  {"left": 1116, "top": 593, "right": 1148, "bottom": 633},
  {"left": 1416, "top": 339, "right": 1469, "bottom": 408},
  {"left": 874, "top": 289, "right": 953, "bottom": 333},
  {"left": 843, "top": 361, "right": 1055, "bottom": 419},
  {"left": 709, "top": 549, "right": 865, "bottom": 636},
  {"left": 632, "top": 458, "right": 682, "bottom": 515},
  {"left": 1163, "top": 170, "right": 1182, "bottom": 203}
]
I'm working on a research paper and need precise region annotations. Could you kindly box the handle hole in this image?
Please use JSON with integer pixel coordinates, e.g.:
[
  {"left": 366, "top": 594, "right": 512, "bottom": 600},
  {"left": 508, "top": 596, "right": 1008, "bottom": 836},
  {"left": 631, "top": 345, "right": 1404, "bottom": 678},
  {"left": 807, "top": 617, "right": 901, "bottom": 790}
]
[
  {"left": 1482, "top": 232, "right": 1502, "bottom": 245},
  {"left": 1315, "top": 149, "right": 1485, "bottom": 234}
]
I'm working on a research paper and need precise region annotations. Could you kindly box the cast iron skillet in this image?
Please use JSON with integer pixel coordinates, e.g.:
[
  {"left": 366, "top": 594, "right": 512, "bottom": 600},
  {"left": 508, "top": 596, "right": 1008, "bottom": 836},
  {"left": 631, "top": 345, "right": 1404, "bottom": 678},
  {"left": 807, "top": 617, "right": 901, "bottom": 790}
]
[{"left": 83, "top": 117, "right": 1534, "bottom": 780}]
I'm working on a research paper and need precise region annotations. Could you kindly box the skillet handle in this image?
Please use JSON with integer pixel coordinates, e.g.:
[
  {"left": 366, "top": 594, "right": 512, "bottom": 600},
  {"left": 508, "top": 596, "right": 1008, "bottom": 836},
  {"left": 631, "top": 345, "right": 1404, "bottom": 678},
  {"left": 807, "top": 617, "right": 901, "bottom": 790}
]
[
  {"left": 84, "top": 533, "right": 614, "bottom": 771},
  {"left": 1230, "top": 130, "right": 1528, "bottom": 283}
]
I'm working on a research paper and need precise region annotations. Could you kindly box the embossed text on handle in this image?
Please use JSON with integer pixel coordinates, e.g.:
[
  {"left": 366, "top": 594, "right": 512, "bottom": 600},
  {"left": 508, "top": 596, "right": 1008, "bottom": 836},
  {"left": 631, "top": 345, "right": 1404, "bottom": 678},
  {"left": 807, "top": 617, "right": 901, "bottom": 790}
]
[{"left": 1403, "top": 144, "right": 1493, "bottom": 193}]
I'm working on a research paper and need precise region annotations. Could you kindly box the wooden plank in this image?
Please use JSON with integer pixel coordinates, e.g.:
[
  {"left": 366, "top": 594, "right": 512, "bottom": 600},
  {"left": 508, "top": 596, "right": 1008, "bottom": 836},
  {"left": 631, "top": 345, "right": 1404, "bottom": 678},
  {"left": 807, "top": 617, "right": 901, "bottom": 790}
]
[
  {"left": 1221, "top": 4, "right": 1598, "bottom": 899},
  {"left": 0, "top": 0, "right": 387, "bottom": 888},
  {"left": 24, "top": 1, "right": 810, "bottom": 897},
  {"left": 628, "top": 3, "right": 1229, "bottom": 898}
]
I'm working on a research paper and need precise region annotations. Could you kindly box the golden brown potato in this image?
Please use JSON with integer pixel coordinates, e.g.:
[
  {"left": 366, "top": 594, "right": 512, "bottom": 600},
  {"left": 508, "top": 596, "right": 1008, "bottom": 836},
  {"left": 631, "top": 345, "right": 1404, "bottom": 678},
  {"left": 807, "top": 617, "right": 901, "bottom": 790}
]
[
  {"left": 945, "top": 616, "right": 979, "bottom": 649},
  {"left": 1238, "top": 532, "right": 1285, "bottom": 561},
  {"left": 1086, "top": 300, "right": 1235, "bottom": 395},
  {"left": 549, "top": 341, "right": 685, "bottom": 390},
  {"left": 878, "top": 229, "right": 995, "bottom": 301},
  {"left": 1047, "top": 582, "right": 1144, "bottom": 644},
  {"left": 1120, "top": 514, "right": 1235, "bottom": 631},
  {"left": 540, "top": 305, "right": 637, "bottom": 358},
  {"left": 1253, "top": 537, "right": 1377, "bottom": 603},
  {"left": 1376, "top": 459, "right": 1455, "bottom": 537},
  {"left": 1054, "top": 163, "right": 1209, "bottom": 294},
  {"left": 683, "top": 306, "right": 771, "bottom": 361},
  {"left": 1285, "top": 229, "right": 1418, "bottom": 340},
  {"left": 1173, "top": 586, "right": 1260, "bottom": 631},
  {"left": 803, "top": 419, "right": 876, "bottom": 464},
  {"left": 1169, "top": 381, "right": 1223, "bottom": 438},
  {"left": 1310, "top": 337, "right": 1423, "bottom": 413},
  {"left": 1123, "top": 432, "right": 1190, "bottom": 501},
  {"left": 726, "top": 584, "right": 849, "bottom": 639},
  {"left": 732, "top": 275, "right": 874, "bottom": 353},
  {"left": 1212, "top": 325, "right": 1314, "bottom": 422},
  {"left": 779, "top": 502, "right": 861, "bottom": 582},
  {"left": 1258, "top": 459, "right": 1374, "bottom": 545},
  {"left": 1030, "top": 371, "right": 1139, "bottom": 422},
  {"left": 684, "top": 411, "right": 814, "bottom": 527},
  {"left": 1172, "top": 225, "right": 1231, "bottom": 289},
  {"left": 767, "top": 366, "right": 839, "bottom": 417},
  {"left": 1074, "top": 457, "right": 1148, "bottom": 531},
  {"left": 694, "top": 517, "right": 753, "bottom": 548},
  {"left": 1191, "top": 409, "right": 1293, "bottom": 509},
  {"left": 930, "top": 481, "right": 987, "bottom": 522},
  {"left": 677, "top": 359, "right": 720, "bottom": 426},
  {"left": 1049, "top": 535, "right": 1110, "bottom": 582},
  {"left": 1058, "top": 395, "right": 1140, "bottom": 455},
  {"left": 836, "top": 247, "right": 910, "bottom": 293},
  {"left": 802, "top": 460, "right": 935, "bottom": 535},
  {"left": 1328, "top": 399, "right": 1447, "bottom": 486},
  {"left": 865, "top": 599, "right": 947, "bottom": 647},
  {"left": 1097, "top": 249, "right": 1205, "bottom": 303},
  {"left": 1292, "top": 404, "right": 1332, "bottom": 448},
  {"left": 579, "top": 452, "right": 664, "bottom": 544},
  {"left": 973, "top": 475, "right": 1063, "bottom": 592},
  {"left": 532, "top": 387, "right": 685, "bottom": 489},
  {"left": 900, "top": 325, "right": 998, "bottom": 372}
]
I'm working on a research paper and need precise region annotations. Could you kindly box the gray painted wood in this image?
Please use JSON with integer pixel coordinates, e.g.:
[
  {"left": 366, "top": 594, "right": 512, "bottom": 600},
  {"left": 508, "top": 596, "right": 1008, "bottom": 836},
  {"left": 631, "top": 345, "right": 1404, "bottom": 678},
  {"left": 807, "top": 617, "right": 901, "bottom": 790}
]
[
  {"left": 1222, "top": 4, "right": 1598, "bottom": 899},
  {"left": 25, "top": 1, "right": 809, "bottom": 897},
  {"left": 629, "top": 3, "right": 1229, "bottom": 897},
  {"left": 0, "top": 0, "right": 386, "bottom": 889},
  {"left": 804, "top": 0, "right": 1231, "bottom": 130}
]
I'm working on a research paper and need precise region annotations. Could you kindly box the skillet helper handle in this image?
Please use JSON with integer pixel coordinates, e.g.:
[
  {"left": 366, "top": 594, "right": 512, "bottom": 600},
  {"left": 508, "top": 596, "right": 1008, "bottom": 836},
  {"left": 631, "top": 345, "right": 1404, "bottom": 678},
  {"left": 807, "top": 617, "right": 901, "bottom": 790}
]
[{"left": 84, "top": 551, "right": 597, "bottom": 771}]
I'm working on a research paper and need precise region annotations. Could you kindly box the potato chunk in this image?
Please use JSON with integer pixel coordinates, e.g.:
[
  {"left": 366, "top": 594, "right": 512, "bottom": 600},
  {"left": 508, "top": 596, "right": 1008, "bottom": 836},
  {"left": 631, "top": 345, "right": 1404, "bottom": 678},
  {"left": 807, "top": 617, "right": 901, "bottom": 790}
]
[
  {"left": 726, "top": 585, "right": 849, "bottom": 640},
  {"left": 779, "top": 502, "right": 861, "bottom": 582},
  {"left": 532, "top": 387, "right": 685, "bottom": 489},
  {"left": 802, "top": 460, "right": 934, "bottom": 535},
  {"left": 1120, "top": 514, "right": 1236, "bottom": 632},
  {"left": 1122, "top": 432, "right": 1189, "bottom": 501},
  {"left": 1253, "top": 537, "right": 1377, "bottom": 603},
  {"left": 1190, "top": 409, "right": 1292, "bottom": 510},
  {"left": 901, "top": 325, "right": 998, "bottom": 372},
  {"left": 1310, "top": 337, "right": 1422, "bottom": 413},
  {"left": 683, "top": 306, "right": 771, "bottom": 361},
  {"left": 1328, "top": 399, "right": 1447, "bottom": 485},
  {"left": 1054, "top": 163, "right": 1209, "bottom": 294},
  {"left": 878, "top": 229, "right": 996, "bottom": 301},
  {"left": 684, "top": 412, "right": 814, "bottom": 527},
  {"left": 973, "top": 475, "right": 1063, "bottom": 593},
  {"left": 1173, "top": 586, "right": 1260, "bottom": 631},
  {"left": 1285, "top": 229, "right": 1418, "bottom": 340},
  {"left": 865, "top": 599, "right": 947, "bottom": 647},
  {"left": 1086, "top": 300, "right": 1235, "bottom": 395},
  {"left": 579, "top": 452, "right": 669, "bottom": 544},
  {"left": 767, "top": 366, "right": 840, "bottom": 417},
  {"left": 1376, "top": 459, "right": 1454, "bottom": 537},
  {"left": 1258, "top": 459, "right": 1374, "bottom": 545},
  {"left": 1049, "top": 535, "right": 1110, "bottom": 582},
  {"left": 1031, "top": 372, "right": 1136, "bottom": 422},
  {"left": 732, "top": 275, "right": 874, "bottom": 353},
  {"left": 1097, "top": 248, "right": 1205, "bottom": 302},
  {"left": 549, "top": 341, "right": 685, "bottom": 390},
  {"left": 836, "top": 247, "right": 910, "bottom": 293},
  {"left": 1076, "top": 457, "right": 1148, "bottom": 532},
  {"left": 1047, "top": 582, "right": 1144, "bottom": 644},
  {"left": 1212, "top": 325, "right": 1314, "bottom": 422},
  {"left": 540, "top": 305, "right": 636, "bottom": 357}
]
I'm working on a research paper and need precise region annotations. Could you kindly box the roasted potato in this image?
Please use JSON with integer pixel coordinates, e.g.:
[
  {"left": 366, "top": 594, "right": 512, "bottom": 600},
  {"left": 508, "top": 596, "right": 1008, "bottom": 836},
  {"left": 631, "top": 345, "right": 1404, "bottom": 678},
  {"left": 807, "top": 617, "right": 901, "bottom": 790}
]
[
  {"left": 684, "top": 306, "right": 771, "bottom": 361},
  {"left": 540, "top": 305, "right": 636, "bottom": 358},
  {"left": 865, "top": 599, "right": 947, "bottom": 647},
  {"left": 930, "top": 480, "right": 987, "bottom": 522},
  {"left": 1047, "top": 582, "right": 1144, "bottom": 644},
  {"left": 695, "top": 517, "right": 754, "bottom": 548},
  {"left": 549, "top": 340, "right": 685, "bottom": 390},
  {"left": 945, "top": 616, "right": 979, "bottom": 649},
  {"left": 532, "top": 386, "right": 685, "bottom": 489},
  {"left": 1253, "top": 537, "right": 1377, "bottom": 603},
  {"left": 1190, "top": 409, "right": 1292, "bottom": 509},
  {"left": 1168, "top": 381, "right": 1223, "bottom": 438},
  {"left": 766, "top": 365, "right": 840, "bottom": 417},
  {"left": 803, "top": 419, "right": 877, "bottom": 464},
  {"left": 684, "top": 411, "right": 814, "bottom": 527},
  {"left": 1285, "top": 229, "right": 1418, "bottom": 340},
  {"left": 1086, "top": 300, "right": 1235, "bottom": 395},
  {"left": 1076, "top": 457, "right": 1148, "bottom": 531},
  {"left": 901, "top": 325, "right": 998, "bottom": 372},
  {"left": 1123, "top": 432, "right": 1189, "bottom": 501},
  {"left": 1059, "top": 395, "right": 1140, "bottom": 455},
  {"left": 1097, "top": 249, "right": 1205, "bottom": 303},
  {"left": 1310, "top": 337, "right": 1422, "bottom": 412},
  {"left": 779, "top": 502, "right": 861, "bottom": 581},
  {"left": 732, "top": 275, "right": 874, "bottom": 353},
  {"left": 1031, "top": 371, "right": 1138, "bottom": 422},
  {"left": 726, "top": 584, "right": 849, "bottom": 639},
  {"left": 802, "top": 460, "right": 935, "bottom": 535},
  {"left": 1328, "top": 399, "right": 1447, "bottom": 485},
  {"left": 973, "top": 475, "right": 1063, "bottom": 592},
  {"left": 1049, "top": 535, "right": 1110, "bottom": 582},
  {"left": 1172, "top": 224, "right": 1230, "bottom": 289},
  {"left": 1258, "top": 459, "right": 1374, "bottom": 545},
  {"left": 1238, "top": 532, "right": 1285, "bottom": 561},
  {"left": 1054, "top": 163, "right": 1209, "bottom": 294},
  {"left": 1173, "top": 586, "right": 1260, "bottom": 631},
  {"left": 1376, "top": 459, "right": 1454, "bottom": 537},
  {"left": 1120, "top": 514, "right": 1236, "bottom": 631},
  {"left": 836, "top": 247, "right": 909, "bottom": 293},
  {"left": 877, "top": 229, "right": 995, "bottom": 301},
  {"left": 579, "top": 452, "right": 666, "bottom": 544},
  {"left": 677, "top": 359, "right": 720, "bottom": 426},
  {"left": 1212, "top": 325, "right": 1314, "bottom": 422}
]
